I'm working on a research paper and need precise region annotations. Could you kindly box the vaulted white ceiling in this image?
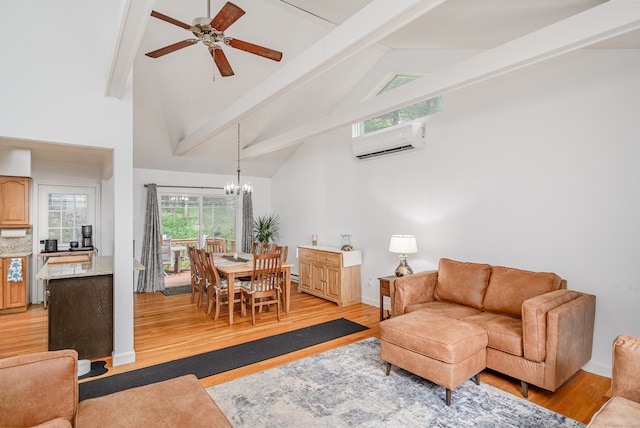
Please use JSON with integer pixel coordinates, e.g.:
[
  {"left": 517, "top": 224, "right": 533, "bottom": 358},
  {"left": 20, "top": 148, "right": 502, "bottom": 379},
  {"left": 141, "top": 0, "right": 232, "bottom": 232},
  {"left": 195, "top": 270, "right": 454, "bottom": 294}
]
[{"left": 75, "top": 1, "right": 640, "bottom": 176}]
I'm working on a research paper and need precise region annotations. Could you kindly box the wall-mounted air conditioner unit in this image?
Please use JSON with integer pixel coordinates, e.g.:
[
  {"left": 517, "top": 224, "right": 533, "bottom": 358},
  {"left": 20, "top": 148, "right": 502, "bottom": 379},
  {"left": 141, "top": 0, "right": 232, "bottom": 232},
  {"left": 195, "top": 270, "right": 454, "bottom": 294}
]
[{"left": 352, "top": 122, "right": 425, "bottom": 160}]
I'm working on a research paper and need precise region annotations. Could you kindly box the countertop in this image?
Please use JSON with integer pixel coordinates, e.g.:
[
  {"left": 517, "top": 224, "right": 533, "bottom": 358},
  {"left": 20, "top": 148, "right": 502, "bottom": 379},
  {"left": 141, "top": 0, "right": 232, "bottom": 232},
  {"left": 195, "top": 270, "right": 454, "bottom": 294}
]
[
  {"left": 0, "top": 252, "right": 32, "bottom": 258},
  {"left": 37, "top": 249, "right": 97, "bottom": 257},
  {"left": 297, "top": 245, "right": 362, "bottom": 267},
  {"left": 35, "top": 255, "right": 144, "bottom": 280}
]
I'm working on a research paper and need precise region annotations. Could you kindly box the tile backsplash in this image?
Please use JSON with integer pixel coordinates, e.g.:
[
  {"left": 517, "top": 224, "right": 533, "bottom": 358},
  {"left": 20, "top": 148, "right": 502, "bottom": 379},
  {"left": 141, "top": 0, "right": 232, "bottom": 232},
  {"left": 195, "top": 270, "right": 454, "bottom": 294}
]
[{"left": 0, "top": 229, "right": 33, "bottom": 255}]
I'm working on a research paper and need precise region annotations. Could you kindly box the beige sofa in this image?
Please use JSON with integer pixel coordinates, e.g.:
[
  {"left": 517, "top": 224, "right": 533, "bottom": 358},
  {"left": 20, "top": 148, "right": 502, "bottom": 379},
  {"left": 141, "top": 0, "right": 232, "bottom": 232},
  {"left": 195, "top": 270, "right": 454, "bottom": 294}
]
[
  {"left": 588, "top": 334, "right": 640, "bottom": 427},
  {"left": 0, "top": 349, "right": 232, "bottom": 427},
  {"left": 389, "top": 258, "right": 596, "bottom": 396}
]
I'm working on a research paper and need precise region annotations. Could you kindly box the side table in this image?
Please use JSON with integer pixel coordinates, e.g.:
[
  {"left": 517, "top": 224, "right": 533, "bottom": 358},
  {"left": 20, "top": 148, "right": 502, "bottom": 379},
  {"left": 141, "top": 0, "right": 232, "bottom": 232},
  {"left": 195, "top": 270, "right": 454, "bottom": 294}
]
[{"left": 378, "top": 275, "right": 396, "bottom": 321}]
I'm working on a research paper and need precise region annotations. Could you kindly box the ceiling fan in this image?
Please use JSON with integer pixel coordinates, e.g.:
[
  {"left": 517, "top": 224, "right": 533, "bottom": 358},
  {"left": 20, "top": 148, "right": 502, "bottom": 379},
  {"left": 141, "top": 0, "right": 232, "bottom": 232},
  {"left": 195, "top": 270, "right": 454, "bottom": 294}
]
[{"left": 145, "top": 1, "right": 283, "bottom": 78}]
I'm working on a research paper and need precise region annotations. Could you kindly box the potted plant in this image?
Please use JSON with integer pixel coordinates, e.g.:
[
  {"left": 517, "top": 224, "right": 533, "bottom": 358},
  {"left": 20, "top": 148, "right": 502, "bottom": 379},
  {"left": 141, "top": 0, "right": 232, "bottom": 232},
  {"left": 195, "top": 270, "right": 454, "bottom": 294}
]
[{"left": 254, "top": 213, "right": 280, "bottom": 244}]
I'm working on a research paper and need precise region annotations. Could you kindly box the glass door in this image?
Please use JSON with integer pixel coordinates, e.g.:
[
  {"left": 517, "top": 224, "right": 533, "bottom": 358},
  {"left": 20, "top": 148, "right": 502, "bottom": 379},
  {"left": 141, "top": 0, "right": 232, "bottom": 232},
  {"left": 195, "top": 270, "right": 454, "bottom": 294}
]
[{"left": 159, "top": 193, "right": 237, "bottom": 283}]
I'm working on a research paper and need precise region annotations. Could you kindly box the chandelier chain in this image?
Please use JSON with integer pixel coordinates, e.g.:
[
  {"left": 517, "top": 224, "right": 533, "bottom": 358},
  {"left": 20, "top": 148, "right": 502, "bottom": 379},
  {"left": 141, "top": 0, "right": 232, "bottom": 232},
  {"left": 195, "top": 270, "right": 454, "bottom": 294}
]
[{"left": 225, "top": 123, "right": 253, "bottom": 195}]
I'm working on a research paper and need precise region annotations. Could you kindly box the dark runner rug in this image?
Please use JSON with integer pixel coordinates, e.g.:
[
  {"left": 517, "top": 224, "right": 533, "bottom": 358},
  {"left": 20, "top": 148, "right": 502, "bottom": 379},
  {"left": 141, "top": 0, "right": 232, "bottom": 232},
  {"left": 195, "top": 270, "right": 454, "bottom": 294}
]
[
  {"left": 79, "top": 318, "right": 368, "bottom": 401},
  {"left": 78, "top": 360, "right": 108, "bottom": 380},
  {"left": 160, "top": 285, "right": 191, "bottom": 296}
]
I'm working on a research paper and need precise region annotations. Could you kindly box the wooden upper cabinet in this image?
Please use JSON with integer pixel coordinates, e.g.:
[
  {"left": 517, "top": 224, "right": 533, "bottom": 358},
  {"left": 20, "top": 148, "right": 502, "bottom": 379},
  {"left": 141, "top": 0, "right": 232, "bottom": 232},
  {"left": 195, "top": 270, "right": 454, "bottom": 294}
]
[{"left": 0, "top": 176, "right": 30, "bottom": 228}]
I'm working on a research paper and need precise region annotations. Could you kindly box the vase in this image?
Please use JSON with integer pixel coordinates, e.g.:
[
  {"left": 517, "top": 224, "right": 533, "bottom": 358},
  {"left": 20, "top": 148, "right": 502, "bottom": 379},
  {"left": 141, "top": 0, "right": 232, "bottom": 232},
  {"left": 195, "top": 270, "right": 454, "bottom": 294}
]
[{"left": 340, "top": 234, "right": 353, "bottom": 251}]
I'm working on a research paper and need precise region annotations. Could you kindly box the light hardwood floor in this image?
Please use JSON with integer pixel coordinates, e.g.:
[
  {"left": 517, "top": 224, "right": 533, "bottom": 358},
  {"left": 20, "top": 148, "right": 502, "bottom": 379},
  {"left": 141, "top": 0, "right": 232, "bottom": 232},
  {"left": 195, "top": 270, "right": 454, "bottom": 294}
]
[{"left": 0, "top": 286, "right": 610, "bottom": 424}]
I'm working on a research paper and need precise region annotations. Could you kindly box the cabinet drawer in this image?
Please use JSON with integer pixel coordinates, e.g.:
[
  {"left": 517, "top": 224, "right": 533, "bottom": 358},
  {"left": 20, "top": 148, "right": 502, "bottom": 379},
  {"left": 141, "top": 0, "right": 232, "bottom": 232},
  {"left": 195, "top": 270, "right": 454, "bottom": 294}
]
[
  {"left": 316, "top": 252, "right": 341, "bottom": 267},
  {"left": 298, "top": 249, "right": 317, "bottom": 263}
]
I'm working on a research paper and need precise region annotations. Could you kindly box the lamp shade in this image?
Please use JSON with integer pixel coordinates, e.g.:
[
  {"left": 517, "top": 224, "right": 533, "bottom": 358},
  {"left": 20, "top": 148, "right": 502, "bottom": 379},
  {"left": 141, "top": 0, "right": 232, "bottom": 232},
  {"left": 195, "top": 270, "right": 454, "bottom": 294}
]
[{"left": 388, "top": 235, "right": 418, "bottom": 254}]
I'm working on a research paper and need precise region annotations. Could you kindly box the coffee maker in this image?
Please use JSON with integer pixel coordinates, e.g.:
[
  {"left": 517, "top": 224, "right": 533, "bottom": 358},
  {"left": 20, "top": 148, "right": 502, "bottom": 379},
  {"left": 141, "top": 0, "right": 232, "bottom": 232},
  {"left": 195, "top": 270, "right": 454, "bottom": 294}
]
[{"left": 81, "top": 225, "right": 93, "bottom": 250}]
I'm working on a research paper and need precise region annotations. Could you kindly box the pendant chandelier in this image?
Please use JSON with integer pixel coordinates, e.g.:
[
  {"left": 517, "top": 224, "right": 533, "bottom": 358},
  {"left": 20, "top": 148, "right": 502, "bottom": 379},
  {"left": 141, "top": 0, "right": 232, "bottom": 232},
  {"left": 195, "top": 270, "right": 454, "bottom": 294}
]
[{"left": 225, "top": 123, "right": 253, "bottom": 195}]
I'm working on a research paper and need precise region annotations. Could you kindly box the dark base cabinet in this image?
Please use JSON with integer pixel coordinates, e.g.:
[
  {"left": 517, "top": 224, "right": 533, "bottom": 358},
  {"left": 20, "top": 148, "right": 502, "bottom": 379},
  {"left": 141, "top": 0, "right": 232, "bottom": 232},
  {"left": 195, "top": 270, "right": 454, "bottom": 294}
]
[{"left": 48, "top": 274, "right": 113, "bottom": 359}]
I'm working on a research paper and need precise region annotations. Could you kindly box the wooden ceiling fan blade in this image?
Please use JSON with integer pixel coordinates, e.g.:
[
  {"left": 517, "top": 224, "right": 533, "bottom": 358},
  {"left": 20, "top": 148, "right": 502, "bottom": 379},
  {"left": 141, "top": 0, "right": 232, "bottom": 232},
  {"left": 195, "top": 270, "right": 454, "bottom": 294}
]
[
  {"left": 210, "top": 2, "right": 245, "bottom": 32},
  {"left": 145, "top": 39, "right": 198, "bottom": 58},
  {"left": 150, "top": 10, "right": 192, "bottom": 30},
  {"left": 211, "top": 48, "right": 235, "bottom": 77},
  {"left": 227, "top": 38, "right": 283, "bottom": 62}
]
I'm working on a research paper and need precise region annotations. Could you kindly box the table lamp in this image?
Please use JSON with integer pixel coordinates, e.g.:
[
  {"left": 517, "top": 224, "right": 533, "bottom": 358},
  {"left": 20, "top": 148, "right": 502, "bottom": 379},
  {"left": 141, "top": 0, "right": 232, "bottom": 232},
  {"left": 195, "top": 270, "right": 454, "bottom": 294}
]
[{"left": 388, "top": 235, "right": 418, "bottom": 277}]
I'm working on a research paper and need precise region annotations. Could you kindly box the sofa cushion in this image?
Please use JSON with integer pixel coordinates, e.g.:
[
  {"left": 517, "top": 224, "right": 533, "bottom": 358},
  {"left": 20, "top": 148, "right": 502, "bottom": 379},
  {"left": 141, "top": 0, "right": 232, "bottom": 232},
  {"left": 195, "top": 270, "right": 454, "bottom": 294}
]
[
  {"left": 380, "top": 311, "right": 487, "bottom": 364},
  {"left": 462, "top": 312, "right": 523, "bottom": 357},
  {"left": 587, "top": 396, "right": 640, "bottom": 428},
  {"left": 483, "top": 266, "right": 563, "bottom": 318},
  {"left": 405, "top": 301, "right": 481, "bottom": 319},
  {"left": 33, "top": 418, "right": 74, "bottom": 428},
  {"left": 434, "top": 258, "right": 492, "bottom": 310},
  {"left": 76, "top": 374, "right": 232, "bottom": 427}
]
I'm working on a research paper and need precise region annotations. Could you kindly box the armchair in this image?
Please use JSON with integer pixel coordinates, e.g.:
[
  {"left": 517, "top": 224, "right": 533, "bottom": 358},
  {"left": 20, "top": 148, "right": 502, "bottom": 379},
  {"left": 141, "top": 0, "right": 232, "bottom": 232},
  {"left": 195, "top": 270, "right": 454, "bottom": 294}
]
[
  {"left": 588, "top": 334, "right": 640, "bottom": 427},
  {"left": 0, "top": 349, "right": 232, "bottom": 427}
]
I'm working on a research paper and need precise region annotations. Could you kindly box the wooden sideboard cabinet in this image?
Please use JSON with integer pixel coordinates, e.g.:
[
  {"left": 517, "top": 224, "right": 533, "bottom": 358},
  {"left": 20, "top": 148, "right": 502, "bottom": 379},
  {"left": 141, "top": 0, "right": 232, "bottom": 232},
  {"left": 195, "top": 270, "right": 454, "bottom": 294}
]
[
  {"left": 0, "top": 176, "right": 30, "bottom": 228},
  {"left": 0, "top": 256, "right": 28, "bottom": 314},
  {"left": 297, "top": 246, "right": 362, "bottom": 306}
]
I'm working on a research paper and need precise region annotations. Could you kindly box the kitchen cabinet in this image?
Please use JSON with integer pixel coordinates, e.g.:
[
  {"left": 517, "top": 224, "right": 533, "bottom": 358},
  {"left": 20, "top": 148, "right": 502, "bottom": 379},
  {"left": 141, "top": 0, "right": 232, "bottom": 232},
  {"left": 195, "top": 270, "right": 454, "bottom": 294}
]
[
  {"left": 36, "top": 256, "right": 144, "bottom": 359},
  {"left": 47, "top": 274, "right": 113, "bottom": 359},
  {"left": 0, "top": 176, "right": 30, "bottom": 228},
  {"left": 297, "top": 246, "right": 362, "bottom": 306},
  {"left": 0, "top": 256, "right": 28, "bottom": 314}
]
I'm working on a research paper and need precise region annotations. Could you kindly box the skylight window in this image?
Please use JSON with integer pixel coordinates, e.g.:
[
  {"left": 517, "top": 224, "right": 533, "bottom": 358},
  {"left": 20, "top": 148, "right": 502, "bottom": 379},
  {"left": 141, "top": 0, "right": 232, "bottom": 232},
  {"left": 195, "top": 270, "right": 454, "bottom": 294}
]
[{"left": 353, "top": 74, "right": 442, "bottom": 138}]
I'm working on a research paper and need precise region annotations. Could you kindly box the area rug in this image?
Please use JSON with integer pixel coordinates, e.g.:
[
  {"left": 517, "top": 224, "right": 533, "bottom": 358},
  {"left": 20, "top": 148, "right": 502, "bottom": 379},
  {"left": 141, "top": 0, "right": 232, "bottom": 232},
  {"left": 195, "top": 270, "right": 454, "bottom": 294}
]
[
  {"left": 160, "top": 285, "right": 192, "bottom": 296},
  {"left": 208, "top": 338, "right": 584, "bottom": 428},
  {"left": 79, "top": 318, "right": 367, "bottom": 401}
]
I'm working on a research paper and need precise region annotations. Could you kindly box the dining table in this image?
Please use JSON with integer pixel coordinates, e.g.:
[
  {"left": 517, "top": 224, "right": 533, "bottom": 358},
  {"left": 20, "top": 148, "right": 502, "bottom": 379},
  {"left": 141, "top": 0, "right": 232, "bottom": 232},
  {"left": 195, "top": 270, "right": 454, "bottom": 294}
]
[{"left": 213, "top": 253, "right": 292, "bottom": 326}]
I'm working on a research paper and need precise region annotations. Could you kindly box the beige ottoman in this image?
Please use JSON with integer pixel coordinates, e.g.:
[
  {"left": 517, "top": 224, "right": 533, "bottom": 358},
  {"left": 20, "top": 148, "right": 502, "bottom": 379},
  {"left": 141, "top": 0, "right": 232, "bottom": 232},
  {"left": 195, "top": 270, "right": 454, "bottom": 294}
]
[{"left": 380, "top": 311, "right": 488, "bottom": 405}]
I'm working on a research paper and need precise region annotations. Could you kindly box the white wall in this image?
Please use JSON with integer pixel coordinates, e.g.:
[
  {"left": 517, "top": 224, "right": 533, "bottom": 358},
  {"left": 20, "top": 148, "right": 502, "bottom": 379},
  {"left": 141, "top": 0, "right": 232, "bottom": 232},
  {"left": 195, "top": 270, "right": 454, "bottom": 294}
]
[
  {"left": 0, "top": 1, "right": 136, "bottom": 366},
  {"left": 272, "top": 48, "right": 640, "bottom": 377},
  {"left": 0, "top": 147, "right": 31, "bottom": 177}
]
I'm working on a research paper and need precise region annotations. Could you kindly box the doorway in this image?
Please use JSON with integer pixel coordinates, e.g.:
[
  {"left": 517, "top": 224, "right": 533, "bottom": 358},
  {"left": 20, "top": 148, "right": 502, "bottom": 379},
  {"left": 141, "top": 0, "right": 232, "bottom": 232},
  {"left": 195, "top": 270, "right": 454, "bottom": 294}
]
[{"left": 159, "top": 193, "right": 237, "bottom": 285}]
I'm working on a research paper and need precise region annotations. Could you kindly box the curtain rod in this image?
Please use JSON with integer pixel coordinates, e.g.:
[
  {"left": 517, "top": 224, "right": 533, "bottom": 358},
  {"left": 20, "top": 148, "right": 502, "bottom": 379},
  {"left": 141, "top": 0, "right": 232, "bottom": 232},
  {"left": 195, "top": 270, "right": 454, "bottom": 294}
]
[{"left": 144, "top": 184, "right": 224, "bottom": 190}]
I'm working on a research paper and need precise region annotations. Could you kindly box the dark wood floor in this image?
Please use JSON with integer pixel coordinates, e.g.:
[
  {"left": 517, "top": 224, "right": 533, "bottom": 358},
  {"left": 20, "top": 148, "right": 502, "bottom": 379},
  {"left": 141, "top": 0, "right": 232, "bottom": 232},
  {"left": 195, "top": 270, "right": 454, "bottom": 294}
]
[{"left": 0, "top": 286, "right": 610, "bottom": 424}]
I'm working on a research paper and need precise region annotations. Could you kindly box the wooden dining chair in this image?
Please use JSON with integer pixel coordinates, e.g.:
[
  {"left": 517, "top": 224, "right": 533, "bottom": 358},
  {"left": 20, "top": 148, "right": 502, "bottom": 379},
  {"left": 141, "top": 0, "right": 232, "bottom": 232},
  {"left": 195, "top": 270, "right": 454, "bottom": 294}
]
[
  {"left": 263, "top": 243, "right": 277, "bottom": 254},
  {"left": 275, "top": 245, "right": 288, "bottom": 307},
  {"left": 186, "top": 246, "right": 203, "bottom": 304},
  {"left": 202, "top": 250, "right": 242, "bottom": 322},
  {"left": 240, "top": 252, "right": 282, "bottom": 326},
  {"left": 205, "top": 238, "right": 226, "bottom": 254},
  {"left": 275, "top": 245, "right": 288, "bottom": 263},
  {"left": 192, "top": 248, "right": 211, "bottom": 308},
  {"left": 250, "top": 242, "right": 276, "bottom": 255}
]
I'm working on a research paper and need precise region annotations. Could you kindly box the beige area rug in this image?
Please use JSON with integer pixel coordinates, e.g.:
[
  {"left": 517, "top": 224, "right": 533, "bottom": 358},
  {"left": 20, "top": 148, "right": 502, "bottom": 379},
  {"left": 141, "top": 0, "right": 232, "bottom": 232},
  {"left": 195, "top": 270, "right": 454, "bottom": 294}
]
[{"left": 208, "top": 338, "right": 585, "bottom": 427}]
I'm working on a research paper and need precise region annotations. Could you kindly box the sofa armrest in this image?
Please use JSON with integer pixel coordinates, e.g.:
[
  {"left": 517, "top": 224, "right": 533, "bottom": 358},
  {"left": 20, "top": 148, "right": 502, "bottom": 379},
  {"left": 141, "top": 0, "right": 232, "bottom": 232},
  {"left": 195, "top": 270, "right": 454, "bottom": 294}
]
[
  {"left": 0, "top": 349, "right": 78, "bottom": 427},
  {"left": 522, "top": 289, "right": 581, "bottom": 362},
  {"left": 611, "top": 334, "right": 640, "bottom": 402},
  {"left": 545, "top": 293, "right": 596, "bottom": 389},
  {"left": 391, "top": 270, "right": 438, "bottom": 316}
]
